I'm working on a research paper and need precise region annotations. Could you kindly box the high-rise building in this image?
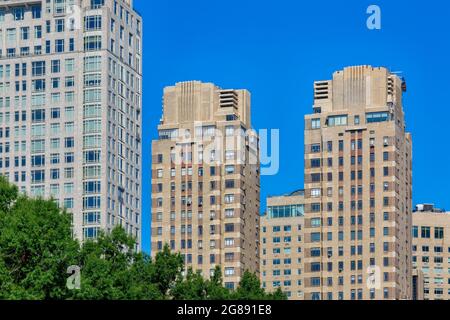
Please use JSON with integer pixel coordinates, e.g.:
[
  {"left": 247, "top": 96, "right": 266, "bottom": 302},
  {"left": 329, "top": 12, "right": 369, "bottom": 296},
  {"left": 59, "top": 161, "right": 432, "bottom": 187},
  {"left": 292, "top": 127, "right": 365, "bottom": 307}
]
[
  {"left": 151, "top": 81, "right": 260, "bottom": 289},
  {"left": 260, "top": 190, "right": 305, "bottom": 300},
  {"left": 412, "top": 204, "right": 450, "bottom": 300},
  {"left": 0, "top": 0, "right": 142, "bottom": 248},
  {"left": 303, "top": 66, "right": 413, "bottom": 300}
]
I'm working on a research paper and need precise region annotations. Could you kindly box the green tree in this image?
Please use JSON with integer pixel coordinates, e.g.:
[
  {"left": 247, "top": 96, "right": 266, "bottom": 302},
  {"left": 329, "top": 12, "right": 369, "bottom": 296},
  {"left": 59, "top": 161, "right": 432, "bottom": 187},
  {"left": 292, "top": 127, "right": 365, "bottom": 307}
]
[
  {"left": 205, "top": 266, "right": 231, "bottom": 300},
  {"left": 270, "top": 287, "right": 288, "bottom": 300},
  {"left": 151, "top": 244, "right": 184, "bottom": 298},
  {"left": 71, "top": 227, "right": 161, "bottom": 300},
  {"left": 171, "top": 266, "right": 233, "bottom": 300},
  {"left": 0, "top": 177, "right": 285, "bottom": 301},
  {"left": 0, "top": 176, "right": 79, "bottom": 300},
  {"left": 171, "top": 267, "right": 207, "bottom": 300},
  {"left": 233, "top": 271, "right": 287, "bottom": 300}
]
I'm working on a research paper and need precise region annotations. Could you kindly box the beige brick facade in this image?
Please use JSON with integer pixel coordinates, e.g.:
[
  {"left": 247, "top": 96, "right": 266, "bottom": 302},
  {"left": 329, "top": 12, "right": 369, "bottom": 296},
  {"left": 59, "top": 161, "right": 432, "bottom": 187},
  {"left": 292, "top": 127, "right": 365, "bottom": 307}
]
[
  {"left": 260, "top": 190, "right": 305, "bottom": 300},
  {"left": 303, "top": 66, "right": 413, "bottom": 300},
  {"left": 412, "top": 204, "right": 450, "bottom": 300},
  {"left": 151, "top": 81, "right": 260, "bottom": 289}
]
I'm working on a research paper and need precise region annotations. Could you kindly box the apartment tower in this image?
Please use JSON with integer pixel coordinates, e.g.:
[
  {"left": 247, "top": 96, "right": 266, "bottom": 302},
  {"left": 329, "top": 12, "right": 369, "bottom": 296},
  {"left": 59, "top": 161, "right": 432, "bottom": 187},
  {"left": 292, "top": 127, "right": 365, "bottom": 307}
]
[
  {"left": 303, "top": 66, "right": 413, "bottom": 300},
  {"left": 412, "top": 204, "right": 450, "bottom": 300},
  {"left": 0, "top": 0, "right": 142, "bottom": 248},
  {"left": 260, "top": 190, "right": 305, "bottom": 300},
  {"left": 151, "top": 81, "right": 260, "bottom": 289}
]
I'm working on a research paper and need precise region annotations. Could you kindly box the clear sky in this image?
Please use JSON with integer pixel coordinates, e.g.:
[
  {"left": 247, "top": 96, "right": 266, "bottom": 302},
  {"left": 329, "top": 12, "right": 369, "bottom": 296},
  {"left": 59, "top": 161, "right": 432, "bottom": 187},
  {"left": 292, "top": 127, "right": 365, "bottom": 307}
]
[{"left": 134, "top": 0, "right": 450, "bottom": 253}]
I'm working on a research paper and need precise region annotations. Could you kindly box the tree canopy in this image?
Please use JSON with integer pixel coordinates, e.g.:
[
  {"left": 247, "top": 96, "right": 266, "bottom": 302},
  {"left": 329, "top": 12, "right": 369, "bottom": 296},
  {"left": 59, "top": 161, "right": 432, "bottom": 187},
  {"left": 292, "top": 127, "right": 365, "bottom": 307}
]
[{"left": 0, "top": 176, "right": 286, "bottom": 300}]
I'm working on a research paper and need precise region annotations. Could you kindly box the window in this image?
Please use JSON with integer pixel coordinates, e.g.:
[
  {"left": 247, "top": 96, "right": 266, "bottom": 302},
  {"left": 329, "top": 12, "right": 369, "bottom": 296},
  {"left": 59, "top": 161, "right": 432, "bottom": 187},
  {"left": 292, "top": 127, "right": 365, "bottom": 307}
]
[
  {"left": 34, "top": 26, "right": 42, "bottom": 39},
  {"left": 225, "top": 180, "right": 235, "bottom": 189},
  {"left": 51, "top": 108, "right": 61, "bottom": 119},
  {"left": 55, "top": 39, "right": 64, "bottom": 52},
  {"left": 31, "top": 109, "right": 45, "bottom": 123},
  {"left": 55, "top": 19, "right": 65, "bottom": 32},
  {"left": 83, "top": 196, "right": 101, "bottom": 210},
  {"left": 311, "top": 203, "right": 321, "bottom": 212},
  {"left": 225, "top": 165, "right": 235, "bottom": 174},
  {"left": 31, "top": 170, "right": 45, "bottom": 183},
  {"left": 32, "top": 79, "right": 46, "bottom": 92},
  {"left": 51, "top": 78, "right": 60, "bottom": 89},
  {"left": 83, "top": 212, "right": 101, "bottom": 225},
  {"left": 63, "top": 59, "right": 74, "bottom": 73},
  {"left": 20, "top": 27, "right": 30, "bottom": 40},
  {"left": 91, "top": 0, "right": 105, "bottom": 9},
  {"left": 366, "top": 112, "right": 390, "bottom": 123},
  {"left": 84, "top": 56, "right": 102, "bottom": 72},
  {"left": 225, "top": 224, "right": 234, "bottom": 232},
  {"left": 84, "top": 36, "right": 102, "bottom": 51},
  {"left": 311, "top": 118, "right": 321, "bottom": 129},
  {"left": 268, "top": 204, "right": 304, "bottom": 218},
  {"left": 84, "top": 181, "right": 101, "bottom": 194},
  {"left": 65, "top": 76, "right": 75, "bottom": 87},
  {"left": 311, "top": 188, "right": 321, "bottom": 198},
  {"left": 84, "top": 73, "right": 101, "bottom": 87},
  {"left": 311, "top": 218, "right": 321, "bottom": 227},
  {"left": 84, "top": 89, "right": 102, "bottom": 103},
  {"left": 32, "top": 5, "right": 42, "bottom": 19},
  {"left": 421, "top": 227, "right": 431, "bottom": 239},
  {"left": 85, "top": 16, "right": 102, "bottom": 31},
  {"left": 327, "top": 115, "right": 348, "bottom": 126},
  {"left": 311, "top": 233, "right": 321, "bottom": 242},
  {"left": 14, "top": 7, "right": 25, "bottom": 21},
  {"left": 311, "top": 144, "right": 321, "bottom": 153},
  {"left": 51, "top": 60, "right": 61, "bottom": 73},
  {"left": 83, "top": 227, "right": 100, "bottom": 240},
  {"left": 435, "top": 227, "right": 444, "bottom": 239},
  {"left": 32, "top": 61, "right": 46, "bottom": 76},
  {"left": 65, "top": 137, "right": 74, "bottom": 148},
  {"left": 310, "top": 158, "right": 321, "bottom": 168},
  {"left": 224, "top": 194, "right": 235, "bottom": 204}
]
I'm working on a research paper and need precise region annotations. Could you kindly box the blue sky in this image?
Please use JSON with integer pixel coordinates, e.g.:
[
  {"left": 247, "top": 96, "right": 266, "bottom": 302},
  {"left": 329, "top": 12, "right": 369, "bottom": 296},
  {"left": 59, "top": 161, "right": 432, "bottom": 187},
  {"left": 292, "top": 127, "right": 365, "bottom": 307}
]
[{"left": 135, "top": 0, "right": 450, "bottom": 253}]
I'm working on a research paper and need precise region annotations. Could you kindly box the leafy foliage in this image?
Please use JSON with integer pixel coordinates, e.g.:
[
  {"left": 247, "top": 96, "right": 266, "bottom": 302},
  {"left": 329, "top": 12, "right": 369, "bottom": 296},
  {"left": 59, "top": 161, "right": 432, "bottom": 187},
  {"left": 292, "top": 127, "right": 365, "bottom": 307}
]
[{"left": 0, "top": 177, "right": 286, "bottom": 300}]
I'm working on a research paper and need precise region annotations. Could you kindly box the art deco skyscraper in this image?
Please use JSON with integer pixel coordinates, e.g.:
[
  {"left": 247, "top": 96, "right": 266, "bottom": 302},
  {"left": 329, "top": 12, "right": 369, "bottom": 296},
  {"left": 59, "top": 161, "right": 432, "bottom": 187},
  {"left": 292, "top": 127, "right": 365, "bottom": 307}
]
[
  {"left": 303, "top": 66, "right": 413, "bottom": 300},
  {"left": 151, "top": 81, "right": 260, "bottom": 289},
  {"left": 0, "top": 0, "right": 142, "bottom": 248}
]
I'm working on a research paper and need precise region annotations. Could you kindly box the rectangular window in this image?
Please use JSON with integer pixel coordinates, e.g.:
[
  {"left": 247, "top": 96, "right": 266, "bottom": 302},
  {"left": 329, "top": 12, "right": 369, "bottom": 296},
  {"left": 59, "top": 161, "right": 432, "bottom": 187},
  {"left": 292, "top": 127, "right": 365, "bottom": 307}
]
[
  {"left": 311, "top": 118, "right": 321, "bottom": 129},
  {"left": 14, "top": 7, "right": 25, "bottom": 21},
  {"left": 366, "top": 112, "right": 390, "bottom": 123},
  {"left": 55, "top": 39, "right": 64, "bottom": 53},
  {"left": 327, "top": 115, "right": 348, "bottom": 127},
  {"left": 421, "top": 226, "right": 431, "bottom": 239},
  {"left": 84, "top": 35, "right": 102, "bottom": 51},
  {"left": 412, "top": 226, "right": 418, "bottom": 238},
  {"left": 32, "top": 61, "right": 46, "bottom": 76},
  {"left": 32, "top": 5, "right": 42, "bottom": 19},
  {"left": 85, "top": 16, "right": 102, "bottom": 31},
  {"left": 435, "top": 227, "right": 444, "bottom": 239}
]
